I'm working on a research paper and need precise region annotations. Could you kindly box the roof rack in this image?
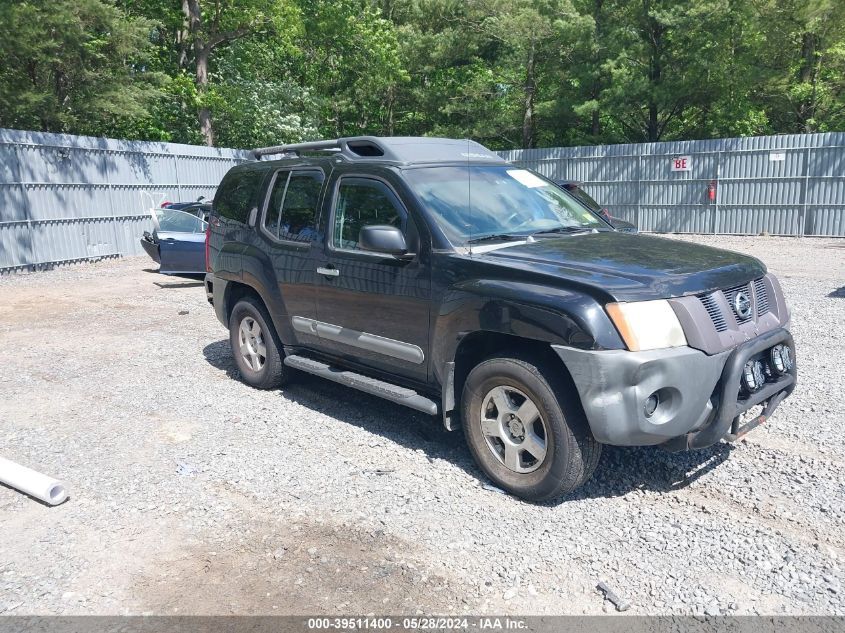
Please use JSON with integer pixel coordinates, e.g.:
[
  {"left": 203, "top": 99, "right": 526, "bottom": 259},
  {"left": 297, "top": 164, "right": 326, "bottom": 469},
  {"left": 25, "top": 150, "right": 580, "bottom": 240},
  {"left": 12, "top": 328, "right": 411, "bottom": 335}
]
[
  {"left": 253, "top": 137, "right": 389, "bottom": 160},
  {"left": 252, "top": 136, "right": 506, "bottom": 165}
]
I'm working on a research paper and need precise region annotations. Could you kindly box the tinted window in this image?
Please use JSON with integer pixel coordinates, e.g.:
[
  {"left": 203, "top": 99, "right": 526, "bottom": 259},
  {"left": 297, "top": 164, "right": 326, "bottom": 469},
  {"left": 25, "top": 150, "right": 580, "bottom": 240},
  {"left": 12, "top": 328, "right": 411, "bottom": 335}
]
[
  {"left": 155, "top": 208, "right": 207, "bottom": 233},
  {"left": 263, "top": 171, "right": 289, "bottom": 236},
  {"left": 332, "top": 179, "right": 406, "bottom": 250},
  {"left": 263, "top": 170, "right": 323, "bottom": 242},
  {"left": 214, "top": 168, "right": 264, "bottom": 223}
]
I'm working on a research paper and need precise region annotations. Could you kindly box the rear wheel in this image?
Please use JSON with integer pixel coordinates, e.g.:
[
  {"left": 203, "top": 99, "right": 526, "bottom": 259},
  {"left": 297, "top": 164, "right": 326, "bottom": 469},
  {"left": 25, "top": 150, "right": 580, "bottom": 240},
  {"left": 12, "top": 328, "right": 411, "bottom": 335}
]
[
  {"left": 461, "top": 355, "right": 600, "bottom": 501},
  {"left": 229, "top": 297, "right": 290, "bottom": 389}
]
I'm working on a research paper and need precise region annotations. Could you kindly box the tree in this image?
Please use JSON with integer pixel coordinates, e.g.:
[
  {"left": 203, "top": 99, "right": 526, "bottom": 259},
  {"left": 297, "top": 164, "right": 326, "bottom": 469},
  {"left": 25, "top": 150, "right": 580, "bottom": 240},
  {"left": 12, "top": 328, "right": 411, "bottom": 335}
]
[
  {"left": 577, "top": 0, "right": 768, "bottom": 142},
  {"left": 0, "top": 0, "right": 163, "bottom": 134},
  {"left": 208, "top": 37, "right": 319, "bottom": 147},
  {"left": 755, "top": 0, "right": 845, "bottom": 133},
  {"left": 469, "top": 0, "right": 590, "bottom": 148},
  {"left": 296, "top": 0, "right": 407, "bottom": 138},
  {"left": 177, "top": 0, "right": 294, "bottom": 145},
  {"left": 4, "top": 0, "right": 845, "bottom": 148}
]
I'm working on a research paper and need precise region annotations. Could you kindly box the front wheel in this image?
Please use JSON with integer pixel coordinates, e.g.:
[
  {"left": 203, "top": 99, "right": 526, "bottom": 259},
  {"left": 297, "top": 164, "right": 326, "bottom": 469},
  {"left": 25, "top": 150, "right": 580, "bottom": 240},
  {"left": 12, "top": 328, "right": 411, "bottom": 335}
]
[
  {"left": 228, "top": 297, "right": 291, "bottom": 389},
  {"left": 461, "top": 355, "right": 601, "bottom": 501}
]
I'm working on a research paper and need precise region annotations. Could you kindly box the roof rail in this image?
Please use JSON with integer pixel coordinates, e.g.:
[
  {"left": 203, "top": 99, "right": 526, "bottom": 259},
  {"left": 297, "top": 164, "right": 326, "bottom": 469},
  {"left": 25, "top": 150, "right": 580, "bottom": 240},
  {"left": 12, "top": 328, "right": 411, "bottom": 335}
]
[
  {"left": 251, "top": 136, "right": 505, "bottom": 165},
  {"left": 253, "top": 139, "right": 345, "bottom": 159},
  {"left": 252, "top": 137, "right": 389, "bottom": 160}
]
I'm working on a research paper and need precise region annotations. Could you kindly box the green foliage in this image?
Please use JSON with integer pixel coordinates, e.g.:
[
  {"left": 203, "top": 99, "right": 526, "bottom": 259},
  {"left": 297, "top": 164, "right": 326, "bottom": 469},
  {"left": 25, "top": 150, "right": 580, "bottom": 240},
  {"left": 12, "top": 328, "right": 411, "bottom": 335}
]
[
  {"left": 296, "top": 0, "right": 407, "bottom": 137},
  {"left": 1, "top": 0, "right": 843, "bottom": 147},
  {"left": 0, "top": 0, "right": 164, "bottom": 135},
  {"left": 209, "top": 39, "right": 320, "bottom": 148}
]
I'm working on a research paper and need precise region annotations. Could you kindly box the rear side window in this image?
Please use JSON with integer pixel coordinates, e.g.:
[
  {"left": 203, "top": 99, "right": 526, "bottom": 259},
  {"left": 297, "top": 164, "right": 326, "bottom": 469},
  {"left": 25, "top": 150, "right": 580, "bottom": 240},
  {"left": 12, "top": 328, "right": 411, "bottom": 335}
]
[
  {"left": 214, "top": 168, "right": 265, "bottom": 223},
  {"left": 263, "top": 170, "right": 324, "bottom": 242}
]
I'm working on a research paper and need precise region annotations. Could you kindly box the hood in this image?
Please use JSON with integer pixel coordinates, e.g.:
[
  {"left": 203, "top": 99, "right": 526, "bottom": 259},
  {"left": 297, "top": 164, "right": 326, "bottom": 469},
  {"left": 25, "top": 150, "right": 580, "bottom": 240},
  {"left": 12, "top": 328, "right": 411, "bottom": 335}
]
[{"left": 482, "top": 232, "right": 766, "bottom": 301}]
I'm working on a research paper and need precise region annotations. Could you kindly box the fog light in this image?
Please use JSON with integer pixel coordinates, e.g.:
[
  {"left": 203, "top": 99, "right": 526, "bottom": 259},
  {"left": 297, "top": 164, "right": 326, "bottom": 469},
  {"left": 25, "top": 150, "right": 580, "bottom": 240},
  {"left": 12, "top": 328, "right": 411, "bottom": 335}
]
[
  {"left": 742, "top": 360, "right": 766, "bottom": 395},
  {"left": 770, "top": 344, "right": 792, "bottom": 375},
  {"left": 644, "top": 393, "right": 659, "bottom": 417}
]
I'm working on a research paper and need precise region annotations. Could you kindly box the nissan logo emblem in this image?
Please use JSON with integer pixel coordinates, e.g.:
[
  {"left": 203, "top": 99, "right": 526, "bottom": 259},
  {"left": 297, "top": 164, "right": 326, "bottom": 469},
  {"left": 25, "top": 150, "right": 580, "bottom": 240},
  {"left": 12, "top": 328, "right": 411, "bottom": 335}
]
[{"left": 734, "top": 291, "right": 752, "bottom": 319}]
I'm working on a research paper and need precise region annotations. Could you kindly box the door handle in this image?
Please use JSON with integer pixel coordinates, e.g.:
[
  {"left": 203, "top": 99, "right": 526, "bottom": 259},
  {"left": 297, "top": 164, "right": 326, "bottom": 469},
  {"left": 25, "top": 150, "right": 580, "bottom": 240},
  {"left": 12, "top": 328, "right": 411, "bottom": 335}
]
[{"left": 317, "top": 266, "right": 340, "bottom": 277}]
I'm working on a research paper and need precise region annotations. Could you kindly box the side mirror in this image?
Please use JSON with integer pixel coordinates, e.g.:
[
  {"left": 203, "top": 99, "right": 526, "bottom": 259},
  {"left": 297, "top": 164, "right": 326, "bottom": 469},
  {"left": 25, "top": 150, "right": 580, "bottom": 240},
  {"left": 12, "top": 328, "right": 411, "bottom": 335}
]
[{"left": 358, "top": 225, "right": 409, "bottom": 256}]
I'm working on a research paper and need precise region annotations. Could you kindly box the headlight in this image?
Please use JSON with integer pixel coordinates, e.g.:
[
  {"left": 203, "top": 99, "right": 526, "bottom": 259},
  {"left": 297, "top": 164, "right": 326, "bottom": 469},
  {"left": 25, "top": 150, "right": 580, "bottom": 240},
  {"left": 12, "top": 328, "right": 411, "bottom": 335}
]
[{"left": 605, "top": 300, "right": 687, "bottom": 352}]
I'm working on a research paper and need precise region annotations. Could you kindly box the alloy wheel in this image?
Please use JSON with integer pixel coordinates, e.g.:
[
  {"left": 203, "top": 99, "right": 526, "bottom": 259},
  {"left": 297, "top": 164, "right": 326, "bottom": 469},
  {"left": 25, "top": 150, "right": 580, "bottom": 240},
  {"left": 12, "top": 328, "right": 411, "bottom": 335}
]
[
  {"left": 479, "top": 385, "right": 548, "bottom": 474},
  {"left": 238, "top": 316, "right": 266, "bottom": 372}
]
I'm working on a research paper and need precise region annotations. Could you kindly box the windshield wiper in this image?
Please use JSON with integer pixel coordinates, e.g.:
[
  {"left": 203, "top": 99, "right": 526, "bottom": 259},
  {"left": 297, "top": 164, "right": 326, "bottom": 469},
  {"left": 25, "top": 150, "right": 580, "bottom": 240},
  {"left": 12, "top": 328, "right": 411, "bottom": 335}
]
[
  {"left": 466, "top": 233, "right": 525, "bottom": 244},
  {"left": 530, "top": 226, "right": 598, "bottom": 237}
]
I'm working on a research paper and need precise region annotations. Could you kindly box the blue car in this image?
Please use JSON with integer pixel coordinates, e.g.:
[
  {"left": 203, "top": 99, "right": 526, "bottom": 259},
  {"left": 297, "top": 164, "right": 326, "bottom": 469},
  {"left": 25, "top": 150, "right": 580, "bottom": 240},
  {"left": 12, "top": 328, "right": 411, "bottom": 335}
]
[{"left": 140, "top": 202, "right": 210, "bottom": 274}]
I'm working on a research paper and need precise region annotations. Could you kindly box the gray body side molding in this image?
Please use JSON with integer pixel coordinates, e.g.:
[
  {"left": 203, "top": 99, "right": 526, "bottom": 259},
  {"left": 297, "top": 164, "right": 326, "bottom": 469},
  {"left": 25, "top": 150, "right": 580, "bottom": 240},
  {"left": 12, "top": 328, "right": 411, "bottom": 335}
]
[{"left": 291, "top": 316, "right": 425, "bottom": 365}]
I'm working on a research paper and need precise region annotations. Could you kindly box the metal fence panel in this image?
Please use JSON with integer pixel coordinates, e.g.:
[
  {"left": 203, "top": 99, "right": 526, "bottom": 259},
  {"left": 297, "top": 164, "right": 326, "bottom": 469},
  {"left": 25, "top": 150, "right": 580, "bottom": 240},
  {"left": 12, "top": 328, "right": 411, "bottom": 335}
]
[
  {"left": 499, "top": 132, "right": 845, "bottom": 237},
  {"left": 3, "top": 128, "right": 844, "bottom": 273},
  {"left": 0, "top": 128, "right": 251, "bottom": 272}
]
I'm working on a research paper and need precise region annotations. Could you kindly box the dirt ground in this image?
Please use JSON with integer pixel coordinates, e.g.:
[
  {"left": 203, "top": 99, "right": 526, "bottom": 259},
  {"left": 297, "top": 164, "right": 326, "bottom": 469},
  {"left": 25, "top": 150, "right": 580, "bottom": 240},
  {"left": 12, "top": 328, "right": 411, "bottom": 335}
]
[{"left": 1, "top": 235, "right": 844, "bottom": 616}]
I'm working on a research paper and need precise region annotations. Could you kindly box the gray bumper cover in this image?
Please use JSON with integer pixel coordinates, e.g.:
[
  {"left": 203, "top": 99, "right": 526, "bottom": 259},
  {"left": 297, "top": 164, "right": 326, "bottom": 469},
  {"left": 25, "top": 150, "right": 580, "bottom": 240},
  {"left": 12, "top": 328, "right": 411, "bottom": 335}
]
[{"left": 552, "top": 345, "right": 729, "bottom": 446}]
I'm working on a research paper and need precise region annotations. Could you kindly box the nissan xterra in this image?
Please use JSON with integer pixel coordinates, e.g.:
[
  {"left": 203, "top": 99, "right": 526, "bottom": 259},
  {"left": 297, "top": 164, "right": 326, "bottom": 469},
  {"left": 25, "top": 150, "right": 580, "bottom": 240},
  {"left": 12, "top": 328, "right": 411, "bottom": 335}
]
[{"left": 203, "top": 136, "right": 796, "bottom": 501}]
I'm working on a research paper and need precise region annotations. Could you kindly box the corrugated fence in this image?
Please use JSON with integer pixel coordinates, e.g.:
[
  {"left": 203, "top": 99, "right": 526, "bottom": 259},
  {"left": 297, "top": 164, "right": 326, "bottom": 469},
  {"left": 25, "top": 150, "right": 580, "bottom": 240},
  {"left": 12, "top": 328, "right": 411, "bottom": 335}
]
[
  {"left": 2, "top": 128, "right": 843, "bottom": 272},
  {"left": 0, "top": 128, "right": 250, "bottom": 272},
  {"left": 499, "top": 132, "right": 845, "bottom": 237}
]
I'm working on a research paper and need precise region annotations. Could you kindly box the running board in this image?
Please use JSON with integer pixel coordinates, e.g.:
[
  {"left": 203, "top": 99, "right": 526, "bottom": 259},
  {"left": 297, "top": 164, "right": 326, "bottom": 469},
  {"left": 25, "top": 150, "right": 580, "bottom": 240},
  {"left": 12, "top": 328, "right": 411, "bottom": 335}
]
[{"left": 283, "top": 355, "right": 438, "bottom": 415}]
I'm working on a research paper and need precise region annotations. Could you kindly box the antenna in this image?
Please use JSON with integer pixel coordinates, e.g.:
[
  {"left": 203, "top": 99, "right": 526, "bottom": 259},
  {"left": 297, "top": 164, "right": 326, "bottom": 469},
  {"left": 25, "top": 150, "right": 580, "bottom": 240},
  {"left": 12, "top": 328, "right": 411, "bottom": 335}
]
[{"left": 467, "top": 138, "right": 473, "bottom": 257}]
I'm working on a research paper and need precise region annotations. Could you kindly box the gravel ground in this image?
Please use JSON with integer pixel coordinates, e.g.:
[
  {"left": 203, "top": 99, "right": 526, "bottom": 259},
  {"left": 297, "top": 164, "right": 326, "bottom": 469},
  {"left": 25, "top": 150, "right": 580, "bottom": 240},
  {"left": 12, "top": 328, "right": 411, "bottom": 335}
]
[{"left": 0, "top": 235, "right": 843, "bottom": 616}]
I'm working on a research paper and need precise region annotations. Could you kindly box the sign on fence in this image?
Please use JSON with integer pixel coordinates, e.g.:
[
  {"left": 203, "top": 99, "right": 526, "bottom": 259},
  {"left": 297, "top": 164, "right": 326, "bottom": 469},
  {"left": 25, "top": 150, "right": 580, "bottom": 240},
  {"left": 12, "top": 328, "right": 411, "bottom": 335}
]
[{"left": 671, "top": 156, "right": 692, "bottom": 172}]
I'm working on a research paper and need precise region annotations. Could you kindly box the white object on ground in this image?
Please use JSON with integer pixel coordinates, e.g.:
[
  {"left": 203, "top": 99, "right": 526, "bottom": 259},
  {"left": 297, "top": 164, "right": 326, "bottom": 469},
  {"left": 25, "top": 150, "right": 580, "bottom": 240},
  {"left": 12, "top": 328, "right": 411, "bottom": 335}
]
[{"left": 0, "top": 457, "right": 68, "bottom": 505}]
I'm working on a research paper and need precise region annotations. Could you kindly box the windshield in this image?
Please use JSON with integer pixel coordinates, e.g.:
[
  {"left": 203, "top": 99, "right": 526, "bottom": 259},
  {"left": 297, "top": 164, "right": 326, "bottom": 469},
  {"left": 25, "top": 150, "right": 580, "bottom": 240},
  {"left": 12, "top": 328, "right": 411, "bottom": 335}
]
[{"left": 404, "top": 165, "right": 605, "bottom": 244}]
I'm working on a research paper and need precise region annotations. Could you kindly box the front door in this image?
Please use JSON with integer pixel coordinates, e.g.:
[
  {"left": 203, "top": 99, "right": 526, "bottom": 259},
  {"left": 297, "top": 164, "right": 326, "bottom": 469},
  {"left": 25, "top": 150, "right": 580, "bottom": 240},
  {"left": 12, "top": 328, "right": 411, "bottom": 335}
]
[
  {"left": 311, "top": 174, "right": 430, "bottom": 383},
  {"left": 153, "top": 207, "right": 207, "bottom": 274}
]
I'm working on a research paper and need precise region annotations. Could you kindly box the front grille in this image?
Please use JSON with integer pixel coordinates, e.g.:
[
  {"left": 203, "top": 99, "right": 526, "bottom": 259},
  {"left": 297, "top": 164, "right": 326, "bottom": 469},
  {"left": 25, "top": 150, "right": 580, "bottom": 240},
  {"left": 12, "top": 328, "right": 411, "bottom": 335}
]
[
  {"left": 723, "top": 282, "right": 753, "bottom": 324},
  {"left": 698, "top": 277, "right": 767, "bottom": 331},
  {"left": 754, "top": 278, "right": 770, "bottom": 316},
  {"left": 698, "top": 292, "right": 728, "bottom": 332}
]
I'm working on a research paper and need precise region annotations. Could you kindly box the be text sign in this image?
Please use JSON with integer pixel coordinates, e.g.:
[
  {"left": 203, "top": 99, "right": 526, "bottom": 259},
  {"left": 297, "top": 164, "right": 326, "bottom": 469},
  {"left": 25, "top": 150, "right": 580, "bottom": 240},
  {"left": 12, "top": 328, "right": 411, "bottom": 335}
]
[{"left": 671, "top": 156, "right": 692, "bottom": 172}]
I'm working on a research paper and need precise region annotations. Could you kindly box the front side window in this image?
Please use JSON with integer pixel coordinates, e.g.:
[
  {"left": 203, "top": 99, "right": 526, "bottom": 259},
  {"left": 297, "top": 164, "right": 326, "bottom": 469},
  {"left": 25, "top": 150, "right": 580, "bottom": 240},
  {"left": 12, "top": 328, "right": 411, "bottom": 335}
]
[
  {"left": 403, "top": 165, "right": 606, "bottom": 244},
  {"left": 332, "top": 178, "right": 406, "bottom": 251},
  {"left": 263, "top": 170, "right": 324, "bottom": 242}
]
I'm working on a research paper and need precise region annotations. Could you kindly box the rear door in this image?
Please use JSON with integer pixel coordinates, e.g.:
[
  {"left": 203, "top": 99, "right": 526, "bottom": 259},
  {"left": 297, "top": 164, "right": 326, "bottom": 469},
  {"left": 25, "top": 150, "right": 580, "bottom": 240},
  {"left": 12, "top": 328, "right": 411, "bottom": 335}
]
[
  {"left": 257, "top": 167, "right": 326, "bottom": 348},
  {"left": 312, "top": 169, "right": 431, "bottom": 383}
]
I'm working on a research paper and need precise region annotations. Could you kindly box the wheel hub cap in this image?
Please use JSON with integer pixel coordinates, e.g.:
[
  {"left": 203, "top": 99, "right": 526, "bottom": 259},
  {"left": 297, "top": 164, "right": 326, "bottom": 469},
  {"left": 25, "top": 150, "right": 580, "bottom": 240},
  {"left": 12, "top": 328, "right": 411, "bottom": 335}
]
[
  {"left": 506, "top": 416, "right": 525, "bottom": 440},
  {"left": 479, "top": 385, "right": 548, "bottom": 474},
  {"left": 238, "top": 316, "right": 266, "bottom": 372}
]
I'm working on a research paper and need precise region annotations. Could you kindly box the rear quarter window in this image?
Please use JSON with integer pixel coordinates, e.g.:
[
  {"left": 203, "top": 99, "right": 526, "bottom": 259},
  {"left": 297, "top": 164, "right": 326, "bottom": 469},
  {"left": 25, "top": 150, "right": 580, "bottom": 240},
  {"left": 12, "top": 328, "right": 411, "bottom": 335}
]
[{"left": 214, "top": 167, "right": 266, "bottom": 223}]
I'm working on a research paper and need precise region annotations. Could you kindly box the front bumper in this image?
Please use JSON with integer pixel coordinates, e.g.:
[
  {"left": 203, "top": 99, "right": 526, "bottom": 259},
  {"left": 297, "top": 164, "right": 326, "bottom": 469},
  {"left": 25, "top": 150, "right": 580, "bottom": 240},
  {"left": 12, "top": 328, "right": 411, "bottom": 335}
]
[{"left": 552, "top": 327, "right": 796, "bottom": 448}]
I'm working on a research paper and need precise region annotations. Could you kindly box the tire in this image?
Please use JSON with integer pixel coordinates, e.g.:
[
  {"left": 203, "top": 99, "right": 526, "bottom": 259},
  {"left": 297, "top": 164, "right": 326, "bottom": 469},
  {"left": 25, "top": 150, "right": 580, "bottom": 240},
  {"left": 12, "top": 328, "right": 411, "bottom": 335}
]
[
  {"left": 228, "top": 296, "right": 290, "bottom": 389},
  {"left": 461, "top": 354, "right": 601, "bottom": 501}
]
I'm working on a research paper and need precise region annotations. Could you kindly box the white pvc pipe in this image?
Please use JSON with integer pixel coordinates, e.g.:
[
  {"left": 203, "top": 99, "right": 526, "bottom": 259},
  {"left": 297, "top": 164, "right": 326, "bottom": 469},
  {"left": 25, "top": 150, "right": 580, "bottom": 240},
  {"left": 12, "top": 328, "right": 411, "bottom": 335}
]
[{"left": 0, "top": 457, "right": 68, "bottom": 505}]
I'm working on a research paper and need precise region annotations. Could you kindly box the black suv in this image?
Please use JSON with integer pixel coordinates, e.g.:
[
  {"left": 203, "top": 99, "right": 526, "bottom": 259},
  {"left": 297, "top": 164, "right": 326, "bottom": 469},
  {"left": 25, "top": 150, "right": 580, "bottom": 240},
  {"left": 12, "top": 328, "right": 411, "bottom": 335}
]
[{"left": 204, "top": 136, "right": 796, "bottom": 501}]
